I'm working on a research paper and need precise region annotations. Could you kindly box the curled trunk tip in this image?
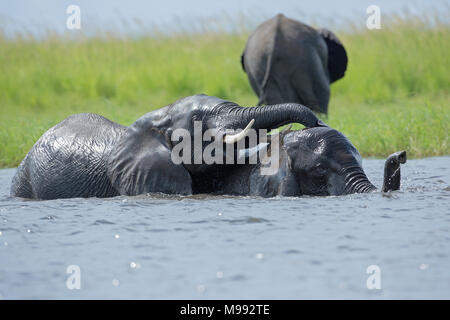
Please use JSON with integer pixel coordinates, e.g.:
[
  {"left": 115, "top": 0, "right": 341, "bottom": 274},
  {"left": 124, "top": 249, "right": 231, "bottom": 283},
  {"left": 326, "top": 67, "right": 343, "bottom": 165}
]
[{"left": 382, "top": 151, "right": 407, "bottom": 192}]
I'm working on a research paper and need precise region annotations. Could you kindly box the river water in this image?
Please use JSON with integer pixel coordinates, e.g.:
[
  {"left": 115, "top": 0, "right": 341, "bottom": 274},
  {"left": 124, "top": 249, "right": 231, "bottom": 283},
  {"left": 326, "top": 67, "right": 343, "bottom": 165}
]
[{"left": 0, "top": 156, "right": 449, "bottom": 299}]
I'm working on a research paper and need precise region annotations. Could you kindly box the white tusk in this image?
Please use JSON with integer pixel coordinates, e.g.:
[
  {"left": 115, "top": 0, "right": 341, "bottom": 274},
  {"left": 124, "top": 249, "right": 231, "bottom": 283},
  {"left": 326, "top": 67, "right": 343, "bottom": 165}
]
[{"left": 223, "top": 119, "right": 255, "bottom": 144}]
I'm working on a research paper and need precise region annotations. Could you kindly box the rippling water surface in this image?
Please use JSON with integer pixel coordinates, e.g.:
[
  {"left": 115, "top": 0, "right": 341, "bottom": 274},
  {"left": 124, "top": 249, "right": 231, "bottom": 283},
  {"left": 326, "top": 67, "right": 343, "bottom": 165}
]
[{"left": 0, "top": 157, "right": 449, "bottom": 299}]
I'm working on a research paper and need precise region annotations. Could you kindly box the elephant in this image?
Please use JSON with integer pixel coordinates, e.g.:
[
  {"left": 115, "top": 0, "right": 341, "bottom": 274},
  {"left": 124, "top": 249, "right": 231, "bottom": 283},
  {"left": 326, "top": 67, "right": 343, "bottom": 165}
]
[
  {"left": 241, "top": 14, "right": 348, "bottom": 114},
  {"left": 10, "top": 94, "right": 405, "bottom": 200},
  {"left": 220, "top": 127, "right": 406, "bottom": 197},
  {"left": 11, "top": 94, "right": 322, "bottom": 200}
]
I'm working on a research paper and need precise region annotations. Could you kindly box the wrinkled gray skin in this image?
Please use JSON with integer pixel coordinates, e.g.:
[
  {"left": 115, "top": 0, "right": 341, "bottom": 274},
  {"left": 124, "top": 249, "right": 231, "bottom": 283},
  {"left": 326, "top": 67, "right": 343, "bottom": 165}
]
[
  {"left": 11, "top": 94, "right": 405, "bottom": 200},
  {"left": 11, "top": 114, "right": 126, "bottom": 199},
  {"left": 241, "top": 14, "right": 348, "bottom": 114},
  {"left": 222, "top": 128, "right": 407, "bottom": 197}
]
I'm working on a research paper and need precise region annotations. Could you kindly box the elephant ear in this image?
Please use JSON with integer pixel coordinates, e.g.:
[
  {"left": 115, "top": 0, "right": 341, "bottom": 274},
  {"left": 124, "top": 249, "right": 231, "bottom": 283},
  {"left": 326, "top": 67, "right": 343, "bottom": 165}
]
[
  {"left": 107, "top": 118, "right": 192, "bottom": 196},
  {"left": 317, "top": 28, "right": 348, "bottom": 83}
]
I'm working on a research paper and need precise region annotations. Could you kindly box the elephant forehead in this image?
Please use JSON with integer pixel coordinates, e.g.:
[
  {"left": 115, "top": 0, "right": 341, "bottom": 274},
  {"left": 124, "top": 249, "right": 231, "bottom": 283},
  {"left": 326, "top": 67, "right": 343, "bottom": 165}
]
[
  {"left": 331, "top": 148, "right": 362, "bottom": 166},
  {"left": 285, "top": 128, "right": 361, "bottom": 163},
  {"left": 286, "top": 127, "right": 341, "bottom": 148},
  {"left": 320, "top": 135, "right": 362, "bottom": 166}
]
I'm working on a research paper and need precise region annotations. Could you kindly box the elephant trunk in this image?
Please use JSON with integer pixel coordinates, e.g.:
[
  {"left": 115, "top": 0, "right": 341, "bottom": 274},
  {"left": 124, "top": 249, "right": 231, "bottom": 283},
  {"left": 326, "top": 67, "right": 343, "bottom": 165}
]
[
  {"left": 382, "top": 151, "right": 407, "bottom": 192},
  {"left": 343, "top": 166, "right": 377, "bottom": 194},
  {"left": 217, "top": 103, "right": 326, "bottom": 131},
  {"left": 344, "top": 151, "right": 407, "bottom": 194}
]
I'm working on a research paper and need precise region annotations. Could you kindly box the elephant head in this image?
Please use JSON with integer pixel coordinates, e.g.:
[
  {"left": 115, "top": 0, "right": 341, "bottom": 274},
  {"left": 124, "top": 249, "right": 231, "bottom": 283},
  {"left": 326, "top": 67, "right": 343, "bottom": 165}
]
[
  {"left": 264, "top": 127, "right": 407, "bottom": 196},
  {"left": 106, "top": 94, "right": 326, "bottom": 196}
]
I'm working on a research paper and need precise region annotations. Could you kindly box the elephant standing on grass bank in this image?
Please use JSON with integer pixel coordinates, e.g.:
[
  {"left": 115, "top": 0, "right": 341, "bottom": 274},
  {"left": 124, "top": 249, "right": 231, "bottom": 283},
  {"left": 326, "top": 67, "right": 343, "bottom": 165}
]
[
  {"left": 241, "top": 14, "right": 348, "bottom": 114},
  {"left": 11, "top": 94, "right": 405, "bottom": 200}
]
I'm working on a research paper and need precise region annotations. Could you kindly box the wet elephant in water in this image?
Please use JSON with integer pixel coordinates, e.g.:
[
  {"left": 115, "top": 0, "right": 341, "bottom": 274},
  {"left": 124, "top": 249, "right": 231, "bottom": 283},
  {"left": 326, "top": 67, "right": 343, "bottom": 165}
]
[
  {"left": 241, "top": 14, "right": 348, "bottom": 114},
  {"left": 11, "top": 94, "right": 405, "bottom": 200},
  {"left": 11, "top": 94, "right": 322, "bottom": 199},
  {"left": 221, "top": 127, "right": 406, "bottom": 197}
]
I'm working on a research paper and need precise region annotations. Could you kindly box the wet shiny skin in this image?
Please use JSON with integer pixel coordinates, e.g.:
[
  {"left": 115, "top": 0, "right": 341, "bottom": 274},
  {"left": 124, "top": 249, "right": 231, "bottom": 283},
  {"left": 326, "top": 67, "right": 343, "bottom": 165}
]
[{"left": 0, "top": 157, "right": 449, "bottom": 299}]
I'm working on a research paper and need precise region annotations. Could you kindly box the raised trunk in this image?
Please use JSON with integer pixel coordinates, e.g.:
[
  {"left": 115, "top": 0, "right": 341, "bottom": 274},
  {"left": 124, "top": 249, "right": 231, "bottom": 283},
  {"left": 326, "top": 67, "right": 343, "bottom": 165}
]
[
  {"left": 214, "top": 103, "right": 326, "bottom": 131},
  {"left": 382, "top": 151, "right": 407, "bottom": 192},
  {"left": 344, "top": 151, "right": 407, "bottom": 194}
]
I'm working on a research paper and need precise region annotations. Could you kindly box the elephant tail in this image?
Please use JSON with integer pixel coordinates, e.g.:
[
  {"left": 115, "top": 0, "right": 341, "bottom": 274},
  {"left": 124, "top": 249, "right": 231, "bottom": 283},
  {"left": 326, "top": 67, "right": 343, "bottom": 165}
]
[{"left": 258, "top": 14, "right": 283, "bottom": 105}]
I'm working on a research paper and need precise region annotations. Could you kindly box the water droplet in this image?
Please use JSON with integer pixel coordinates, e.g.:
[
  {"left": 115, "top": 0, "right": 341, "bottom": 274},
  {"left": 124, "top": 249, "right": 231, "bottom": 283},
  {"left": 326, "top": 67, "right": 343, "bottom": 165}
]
[
  {"left": 112, "top": 279, "right": 120, "bottom": 286},
  {"left": 216, "top": 271, "right": 224, "bottom": 279},
  {"left": 255, "top": 253, "right": 264, "bottom": 260},
  {"left": 218, "top": 212, "right": 223, "bottom": 216},
  {"left": 419, "top": 263, "right": 428, "bottom": 270},
  {"left": 26, "top": 229, "right": 31, "bottom": 233},
  {"left": 129, "top": 262, "right": 140, "bottom": 269},
  {"left": 114, "top": 234, "right": 120, "bottom": 239},
  {"left": 0, "top": 231, "right": 2, "bottom": 236},
  {"left": 197, "top": 284, "right": 206, "bottom": 293}
]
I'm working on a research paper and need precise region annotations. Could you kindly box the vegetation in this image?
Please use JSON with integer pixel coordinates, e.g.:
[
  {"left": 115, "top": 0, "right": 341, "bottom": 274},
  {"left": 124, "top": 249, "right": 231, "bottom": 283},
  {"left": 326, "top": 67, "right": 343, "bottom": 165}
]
[{"left": 0, "top": 13, "right": 448, "bottom": 168}]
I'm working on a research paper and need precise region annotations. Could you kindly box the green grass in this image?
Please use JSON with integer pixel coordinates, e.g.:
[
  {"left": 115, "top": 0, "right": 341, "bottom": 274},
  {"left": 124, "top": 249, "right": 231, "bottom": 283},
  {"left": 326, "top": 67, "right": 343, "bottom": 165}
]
[{"left": 0, "top": 13, "right": 449, "bottom": 168}]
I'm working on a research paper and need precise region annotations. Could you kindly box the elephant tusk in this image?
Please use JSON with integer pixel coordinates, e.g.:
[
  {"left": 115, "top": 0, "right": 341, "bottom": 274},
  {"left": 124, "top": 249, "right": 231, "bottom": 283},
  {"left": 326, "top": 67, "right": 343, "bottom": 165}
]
[{"left": 223, "top": 119, "right": 255, "bottom": 144}]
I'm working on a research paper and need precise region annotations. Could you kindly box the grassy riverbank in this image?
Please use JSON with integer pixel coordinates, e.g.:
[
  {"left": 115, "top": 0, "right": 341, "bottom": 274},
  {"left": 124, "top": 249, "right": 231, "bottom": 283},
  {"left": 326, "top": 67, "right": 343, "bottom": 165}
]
[{"left": 0, "top": 13, "right": 448, "bottom": 168}]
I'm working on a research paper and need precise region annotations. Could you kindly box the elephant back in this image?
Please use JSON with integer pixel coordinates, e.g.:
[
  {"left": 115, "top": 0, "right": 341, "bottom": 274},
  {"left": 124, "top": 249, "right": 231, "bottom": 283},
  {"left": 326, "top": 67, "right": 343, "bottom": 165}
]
[{"left": 11, "top": 113, "right": 126, "bottom": 199}]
